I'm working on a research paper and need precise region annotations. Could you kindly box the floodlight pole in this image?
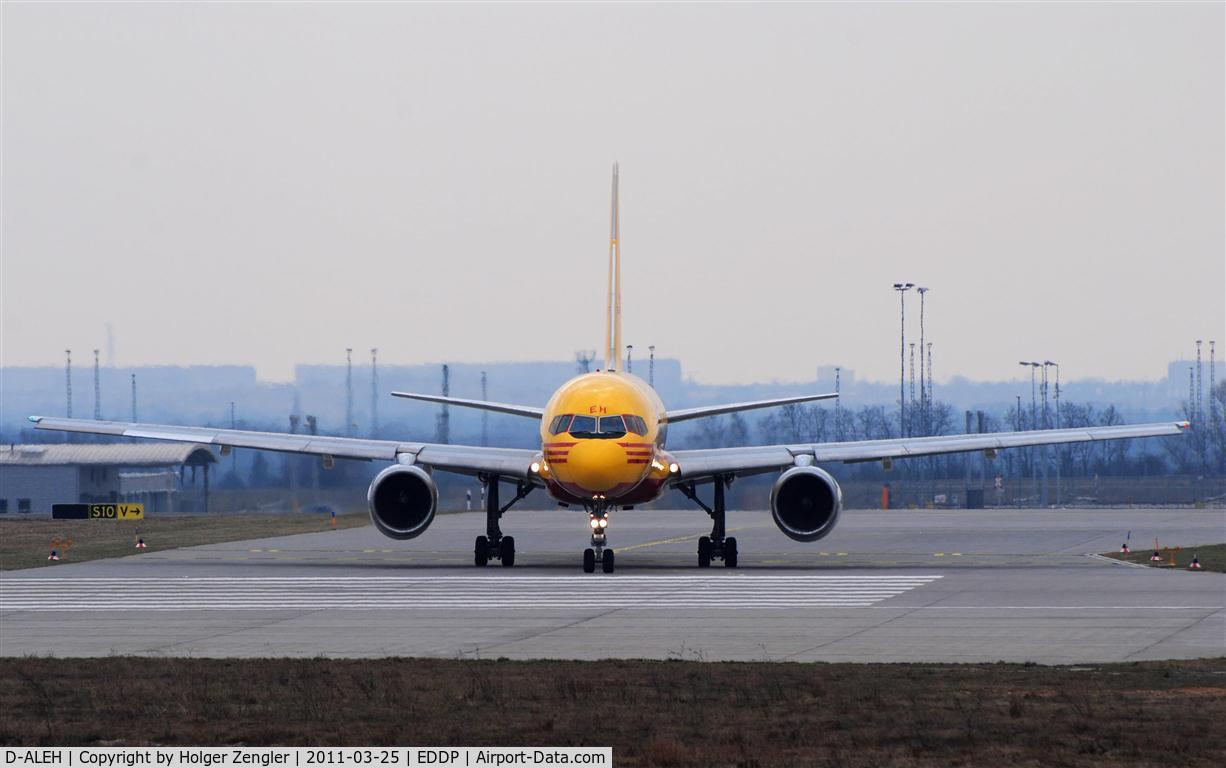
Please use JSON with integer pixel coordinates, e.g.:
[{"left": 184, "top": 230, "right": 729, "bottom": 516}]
[
  {"left": 916, "top": 287, "right": 929, "bottom": 435},
  {"left": 1020, "top": 361, "right": 1040, "bottom": 505},
  {"left": 893, "top": 283, "right": 914, "bottom": 436},
  {"left": 345, "top": 348, "right": 354, "bottom": 437},
  {"left": 1039, "top": 363, "right": 1049, "bottom": 506},
  {"left": 65, "top": 349, "right": 72, "bottom": 419},
  {"left": 371, "top": 348, "right": 379, "bottom": 438},
  {"left": 1045, "top": 361, "right": 1060, "bottom": 506}
]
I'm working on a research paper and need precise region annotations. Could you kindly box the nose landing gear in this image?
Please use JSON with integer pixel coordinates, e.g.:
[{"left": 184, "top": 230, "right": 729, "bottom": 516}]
[{"left": 583, "top": 508, "right": 614, "bottom": 573}]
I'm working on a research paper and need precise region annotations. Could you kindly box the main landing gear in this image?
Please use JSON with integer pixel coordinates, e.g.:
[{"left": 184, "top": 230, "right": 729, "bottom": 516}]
[
  {"left": 678, "top": 475, "right": 738, "bottom": 568},
  {"left": 474, "top": 475, "right": 532, "bottom": 568},
  {"left": 582, "top": 506, "right": 615, "bottom": 574}
]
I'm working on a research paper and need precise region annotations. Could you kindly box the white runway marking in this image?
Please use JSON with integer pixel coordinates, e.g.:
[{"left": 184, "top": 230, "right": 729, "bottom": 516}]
[{"left": 0, "top": 575, "right": 942, "bottom": 611}]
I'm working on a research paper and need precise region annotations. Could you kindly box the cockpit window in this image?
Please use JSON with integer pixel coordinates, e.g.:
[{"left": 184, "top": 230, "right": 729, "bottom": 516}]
[
  {"left": 598, "top": 415, "right": 627, "bottom": 438},
  {"left": 568, "top": 415, "right": 598, "bottom": 437},
  {"left": 553, "top": 413, "right": 650, "bottom": 438}
]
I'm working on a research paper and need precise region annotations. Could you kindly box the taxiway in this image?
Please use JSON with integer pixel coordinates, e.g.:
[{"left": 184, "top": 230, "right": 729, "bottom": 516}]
[{"left": 2, "top": 507, "right": 1222, "bottom": 662}]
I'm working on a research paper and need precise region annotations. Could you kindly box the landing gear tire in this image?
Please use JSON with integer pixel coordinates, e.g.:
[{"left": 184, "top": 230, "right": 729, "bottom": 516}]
[
  {"left": 500, "top": 536, "right": 516, "bottom": 567},
  {"left": 583, "top": 548, "right": 596, "bottom": 573},
  {"left": 602, "top": 548, "right": 615, "bottom": 574},
  {"left": 474, "top": 536, "right": 489, "bottom": 567},
  {"left": 697, "top": 536, "right": 712, "bottom": 568},
  {"left": 724, "top": 537, "right": 738, "bottom": 569}
]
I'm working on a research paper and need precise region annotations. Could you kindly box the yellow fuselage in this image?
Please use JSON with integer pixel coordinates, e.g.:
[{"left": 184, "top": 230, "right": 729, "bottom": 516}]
[{"left": 536, "top": 371, "right": 674, "bottom": 505}]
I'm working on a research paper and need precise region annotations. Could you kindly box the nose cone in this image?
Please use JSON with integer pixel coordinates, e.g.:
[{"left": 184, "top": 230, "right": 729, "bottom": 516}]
[{"left": 564, "top": 440, "right": 629, "bottom": 494}]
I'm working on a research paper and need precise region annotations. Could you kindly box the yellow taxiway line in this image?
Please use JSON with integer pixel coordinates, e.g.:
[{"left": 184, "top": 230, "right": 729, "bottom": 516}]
[{"left": 613, "top": 527, "right": 748, "bottom": 554}]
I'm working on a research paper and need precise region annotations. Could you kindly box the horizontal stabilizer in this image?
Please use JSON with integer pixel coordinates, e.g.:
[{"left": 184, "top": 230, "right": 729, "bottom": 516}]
[
  {"left": 665, "top": 393, "right": 839, "bottom": 424},
  {"left": 390, "top": 391, "right": 544, "bottom": 419}
]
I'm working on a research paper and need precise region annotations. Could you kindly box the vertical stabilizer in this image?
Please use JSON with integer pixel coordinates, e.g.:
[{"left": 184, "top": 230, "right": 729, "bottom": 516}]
[{"left": 604, "top": 163, "right": 622, "bottom": 371}]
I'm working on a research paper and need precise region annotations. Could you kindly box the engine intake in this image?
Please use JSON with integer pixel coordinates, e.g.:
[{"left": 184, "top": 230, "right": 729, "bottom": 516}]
[
  {"left": 770, "top": 465, "right": 842, "bottom": 542},
  {"left": 368, "top": 464, "right": 437, "bottom": 540}
]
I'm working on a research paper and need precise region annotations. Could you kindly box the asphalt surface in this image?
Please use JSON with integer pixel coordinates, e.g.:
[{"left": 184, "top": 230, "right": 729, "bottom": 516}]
[{"left": 2, "top": 507, "right": 1223, "bottom": 662}]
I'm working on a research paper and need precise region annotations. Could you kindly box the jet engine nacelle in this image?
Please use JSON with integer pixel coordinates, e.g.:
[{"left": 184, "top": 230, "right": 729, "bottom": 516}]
[
  {"left": 769, "top": 465, "right": 843, "bottom": 542},
  {"left": 367, "top": 464, "right": 438, "bottom": 540}
]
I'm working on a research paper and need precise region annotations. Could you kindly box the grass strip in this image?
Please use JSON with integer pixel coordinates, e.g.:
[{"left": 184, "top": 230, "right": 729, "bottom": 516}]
[
  {"left": 1103, "top": 542, "right": 1226, "bottom": 572},
  {"left": 0, "top": 514, "right": 369, "bottom": 571},
  {"left": 1, "top": 658, "right": 1223, "bottom": 766}
]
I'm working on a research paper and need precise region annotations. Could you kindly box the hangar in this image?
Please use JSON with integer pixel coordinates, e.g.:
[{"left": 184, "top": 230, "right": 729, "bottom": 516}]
[{"left": 0, "top": 443, "right": 217, "bottom": 516}]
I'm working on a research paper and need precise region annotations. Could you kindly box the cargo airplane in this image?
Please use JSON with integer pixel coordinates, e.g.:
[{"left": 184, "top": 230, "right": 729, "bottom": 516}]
[{"left": 30, "top": 165, "right": 1190, "bottom": 573}]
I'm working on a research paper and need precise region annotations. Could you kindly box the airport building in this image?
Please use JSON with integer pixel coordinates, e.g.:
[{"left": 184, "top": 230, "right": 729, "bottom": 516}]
[{"left": 0, "top": 443, "right": 217, "bottom": 516}]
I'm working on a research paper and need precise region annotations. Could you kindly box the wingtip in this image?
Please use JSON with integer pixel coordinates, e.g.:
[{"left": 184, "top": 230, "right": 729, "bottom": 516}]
[
  {"left": 1177, "top": 420, "right": 1192, "bottom": 429},
  {"left": 27, "top": 415, "right": 41, "bottom": 423}
]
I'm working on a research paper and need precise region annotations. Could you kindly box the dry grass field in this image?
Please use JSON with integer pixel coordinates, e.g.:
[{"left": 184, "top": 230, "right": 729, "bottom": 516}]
[
  {"left": 2, "top": 657, "right": 1224, "bottom": 766},
  {"left": 0, "top": 513, "right": 369, "bottom": 571}
]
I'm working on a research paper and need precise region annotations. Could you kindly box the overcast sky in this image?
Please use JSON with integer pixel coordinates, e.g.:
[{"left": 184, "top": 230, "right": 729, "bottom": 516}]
[{"left": 3, "top": 2, "right": 1222, "bottom": 386}]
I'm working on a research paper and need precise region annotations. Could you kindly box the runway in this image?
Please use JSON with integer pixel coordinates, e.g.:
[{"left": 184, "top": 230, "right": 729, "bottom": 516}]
[
  {"left": 2, "top": 507, "right": 1222, "bottom": 662},
  {"left": 0, "top": 575, "right": 943, "bottom": 610}
]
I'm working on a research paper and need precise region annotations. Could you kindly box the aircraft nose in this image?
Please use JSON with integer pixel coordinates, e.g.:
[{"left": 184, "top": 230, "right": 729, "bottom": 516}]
[{"left": 565, "top": 440, "right": 627, "bottom": 494}]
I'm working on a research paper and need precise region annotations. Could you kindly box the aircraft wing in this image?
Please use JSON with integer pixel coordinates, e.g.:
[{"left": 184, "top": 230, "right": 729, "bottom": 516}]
[
  {"left": 27, "top": 416, "right": 541, "bottom": 481},
  {"left": 669, "top": 421, "right": 1190, "bottom": 481},
  {"left": 665, "top": 393, "right": 838, "bottom": 424},
  {"left": 390, "top": 392, "right": 544, "bottom": 419}
]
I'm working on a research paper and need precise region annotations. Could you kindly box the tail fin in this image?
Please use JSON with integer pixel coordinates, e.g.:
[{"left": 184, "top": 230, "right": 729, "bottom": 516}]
[{"left": 604, "top": 163, "right": 622, "bottom": 371}]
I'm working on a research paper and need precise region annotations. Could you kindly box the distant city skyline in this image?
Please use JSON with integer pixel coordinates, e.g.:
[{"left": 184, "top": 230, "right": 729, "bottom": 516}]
[
  {"left": 3, "top": 354, "right": 1222, "bottom": 388},
  {"left": 3, "top": 4, "right": 1222, "bottom": 384}
]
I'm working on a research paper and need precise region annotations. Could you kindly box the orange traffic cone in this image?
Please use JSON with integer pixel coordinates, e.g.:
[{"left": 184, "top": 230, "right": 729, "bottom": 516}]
[
  {"left": 48, "top": 550, "right": 59, "bottom": 561},
  {"left": 135, "top": 537, "right": 147, "bottom": 549},
  {"left": 1150, "top": 550, "right": 1163, "bottom": 562},
  {"left": 1120, "top": 544, "right": 1131, "bottom": 553},
  {"left": 1189, "top": 556, "right": 1202, "bottom": 570}
]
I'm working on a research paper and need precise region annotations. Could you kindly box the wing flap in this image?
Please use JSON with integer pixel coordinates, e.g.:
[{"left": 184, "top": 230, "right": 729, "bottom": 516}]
[
  {"left": 669, "top": 445, "right": 796, "bottom": 481},
  {"left": 415, "top": 445, "right": 542, "bottom": 480}
]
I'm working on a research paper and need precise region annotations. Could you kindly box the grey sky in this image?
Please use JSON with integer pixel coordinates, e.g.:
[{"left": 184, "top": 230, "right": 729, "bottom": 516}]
[{"left": 3, "top": 2, "right": 1222, "bottom": 386}]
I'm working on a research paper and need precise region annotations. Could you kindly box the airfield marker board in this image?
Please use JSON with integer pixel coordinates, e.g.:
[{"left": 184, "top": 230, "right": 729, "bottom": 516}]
[{"left": 52, "top": 503, "right": 144, "bottom": 520}]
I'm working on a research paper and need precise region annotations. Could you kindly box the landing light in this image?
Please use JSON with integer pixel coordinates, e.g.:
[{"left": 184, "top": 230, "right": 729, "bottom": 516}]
[
  {"left": 530, "top": 461, "right": 541, "bottom": 473},
  {"left": 590, "top": 518, "right": 601, "bottom": 529},
  {"left": 599, "top": 518, "right": 608, "bottom": 528},
  {"left": 668, "top": 462, "right": 680, "bottom": 474}
]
